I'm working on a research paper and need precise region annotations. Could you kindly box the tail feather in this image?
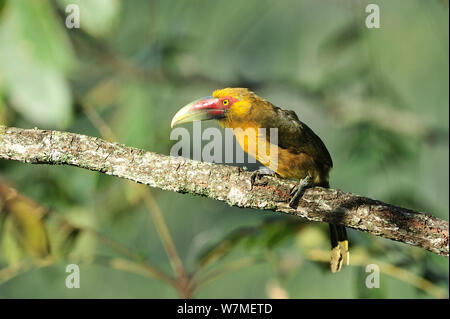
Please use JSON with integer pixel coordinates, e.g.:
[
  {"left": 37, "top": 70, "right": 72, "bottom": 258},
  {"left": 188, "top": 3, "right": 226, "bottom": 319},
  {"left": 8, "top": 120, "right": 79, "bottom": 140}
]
[
  {"left": 329, "top": 223, "right": 343, "bottom": 272},
  {"left": 337, "top": 225, "right": 349, "bottom": 266},
  {"left": 329, "top": 223, "right": 349, "bottom": 272},
  {"left": 323, "top": 181, "right": 349, "bottom": 272}
]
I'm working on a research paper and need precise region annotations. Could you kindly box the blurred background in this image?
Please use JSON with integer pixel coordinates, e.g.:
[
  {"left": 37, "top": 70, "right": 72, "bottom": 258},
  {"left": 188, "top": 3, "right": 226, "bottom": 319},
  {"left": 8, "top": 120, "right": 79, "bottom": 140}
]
[{"left": 0, "top": 0, "right": 448, "bottom": 298}]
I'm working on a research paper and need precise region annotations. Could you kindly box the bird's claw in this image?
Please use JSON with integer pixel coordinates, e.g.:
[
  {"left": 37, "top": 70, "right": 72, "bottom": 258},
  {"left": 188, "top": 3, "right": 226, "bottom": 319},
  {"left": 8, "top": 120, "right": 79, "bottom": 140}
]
[
  {"left": 288, "top": 176, "right": 312, "bottom": 208},
  {"left": 250, "top": 166, "right": 276, "bottom": 190}
]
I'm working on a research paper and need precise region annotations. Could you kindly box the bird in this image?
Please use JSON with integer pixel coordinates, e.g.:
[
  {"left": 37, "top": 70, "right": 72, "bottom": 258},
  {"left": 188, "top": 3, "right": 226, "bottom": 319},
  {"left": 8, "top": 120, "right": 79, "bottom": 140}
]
[{"left": 171, "top": 87, "right": 349, "bottom": 272}]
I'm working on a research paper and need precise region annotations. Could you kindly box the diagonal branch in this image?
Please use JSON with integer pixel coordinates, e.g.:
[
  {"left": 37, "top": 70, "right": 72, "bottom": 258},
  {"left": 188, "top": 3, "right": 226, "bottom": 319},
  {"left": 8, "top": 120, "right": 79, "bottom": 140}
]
[{"left": 0, "top": 125, "right": 448, "bottom": 257}]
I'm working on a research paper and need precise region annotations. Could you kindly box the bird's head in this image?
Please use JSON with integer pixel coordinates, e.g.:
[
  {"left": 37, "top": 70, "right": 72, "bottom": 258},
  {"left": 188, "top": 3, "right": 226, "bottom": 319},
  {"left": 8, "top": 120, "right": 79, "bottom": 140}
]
[{"left": 171, "top": 88, "right": 266, "bottom": 128}]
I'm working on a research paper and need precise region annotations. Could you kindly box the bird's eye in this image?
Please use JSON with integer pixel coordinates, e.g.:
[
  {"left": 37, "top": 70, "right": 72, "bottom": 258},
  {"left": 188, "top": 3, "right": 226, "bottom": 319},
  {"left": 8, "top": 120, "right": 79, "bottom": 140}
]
[{"left": 222, "top": 99, "right": 229, "bottom": 106}]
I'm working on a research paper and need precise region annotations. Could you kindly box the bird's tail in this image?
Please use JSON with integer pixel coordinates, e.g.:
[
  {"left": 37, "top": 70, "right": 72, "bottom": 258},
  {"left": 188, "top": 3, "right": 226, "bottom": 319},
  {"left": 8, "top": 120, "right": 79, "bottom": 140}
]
[
  {"left": 329, "top": 223, "right": 349, "bottom": 272},
  {"left": 321, "top": 180, "right": 349, "bottom": 273}
]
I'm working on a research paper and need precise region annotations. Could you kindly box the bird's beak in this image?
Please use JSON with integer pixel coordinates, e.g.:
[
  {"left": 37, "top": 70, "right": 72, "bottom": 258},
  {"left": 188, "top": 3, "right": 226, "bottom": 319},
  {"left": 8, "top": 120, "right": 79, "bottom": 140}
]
[{"left": 171, "top": 96, "right": 223, "bottom": 128}]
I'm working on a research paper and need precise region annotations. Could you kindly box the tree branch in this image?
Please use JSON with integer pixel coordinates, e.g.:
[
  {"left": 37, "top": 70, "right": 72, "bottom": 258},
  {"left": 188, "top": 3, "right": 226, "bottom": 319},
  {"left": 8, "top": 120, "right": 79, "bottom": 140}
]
[{"left": 1, "top": 125, "right": 448, "bottom": 257}]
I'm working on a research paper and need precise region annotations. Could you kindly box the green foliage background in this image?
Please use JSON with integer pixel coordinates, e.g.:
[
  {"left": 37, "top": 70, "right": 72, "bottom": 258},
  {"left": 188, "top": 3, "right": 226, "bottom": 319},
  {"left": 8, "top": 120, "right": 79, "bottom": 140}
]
[{"left": 0, "top": 0, "right": 448, "bottom": 298}]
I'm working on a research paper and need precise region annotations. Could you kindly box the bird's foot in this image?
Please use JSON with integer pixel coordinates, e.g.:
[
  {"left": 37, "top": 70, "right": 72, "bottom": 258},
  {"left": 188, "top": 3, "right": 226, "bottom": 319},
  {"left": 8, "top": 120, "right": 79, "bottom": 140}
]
[
  {"left": 250, "top": 166, "right": 276, "bottom": 189},
  {"left": 288, "top": 176, "right": 312, "bottom": 208}
]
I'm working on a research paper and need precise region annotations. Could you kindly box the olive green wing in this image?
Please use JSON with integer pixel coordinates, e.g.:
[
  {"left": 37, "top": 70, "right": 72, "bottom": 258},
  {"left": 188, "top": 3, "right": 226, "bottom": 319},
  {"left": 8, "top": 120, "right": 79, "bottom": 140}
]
[{"left": 266, "top": 106, "right": 333, "bottom": 168}]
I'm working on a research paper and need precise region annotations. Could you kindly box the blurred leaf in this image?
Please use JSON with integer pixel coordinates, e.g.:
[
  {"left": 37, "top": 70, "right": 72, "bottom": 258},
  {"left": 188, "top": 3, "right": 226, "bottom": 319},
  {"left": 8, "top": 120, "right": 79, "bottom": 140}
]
[
  {"left": 8, "top": 0, "right": 76, "bottom": 71},
  {"left": 0, "top": 183, "right": 51, "bottom": 258},
  {"left": 0, "top": 1, "right": 73, "bottom": 127},
  {"left": 1, "top": 218, "right": 24, "bottom": 264},
  {"left": 261, "top": 219, "right": 303, "bottom": 249},
  {"left": 56, "top": 0, "right": 121, "bottom": 37},
  {"left": 197, "top": 218, "right": 304, "bottom": 269}
]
